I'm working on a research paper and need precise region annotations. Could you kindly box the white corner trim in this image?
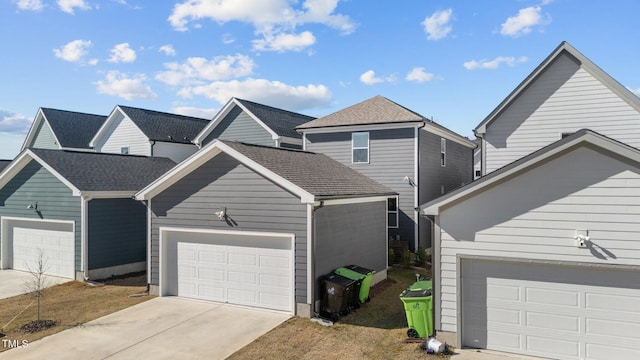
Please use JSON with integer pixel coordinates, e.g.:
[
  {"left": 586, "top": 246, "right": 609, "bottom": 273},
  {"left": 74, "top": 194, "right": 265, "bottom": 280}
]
[
  {"left": 414, "top": 126, "right": 419, "bottom": 251},
  {"left": 81, "top": 196, "right": 91, "bottom": 278},
  {"left": 146, "top": 198, "right": 152, "bottom": 286},
  {"left": 306, "top": 204, "right": 313, "bottom": 304}
]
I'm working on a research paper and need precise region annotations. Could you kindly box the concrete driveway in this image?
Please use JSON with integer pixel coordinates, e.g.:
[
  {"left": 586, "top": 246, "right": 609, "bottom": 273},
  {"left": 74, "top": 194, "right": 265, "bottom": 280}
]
[
  {"left": 0, "top": 270, "right": 70, "bottom": 300},
  {"left": 0, "top": 297, "right": 290, "bottom": 360}
]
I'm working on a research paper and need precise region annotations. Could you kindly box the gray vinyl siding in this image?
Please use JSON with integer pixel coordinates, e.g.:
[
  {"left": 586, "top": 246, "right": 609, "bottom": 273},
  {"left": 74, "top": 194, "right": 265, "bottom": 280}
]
[
  {"left": 87, "top": 198, "right": 146, "bottom": 270},
  {"left": 436, "top": 146, "right": 640, "bottom": 333},
  {"left": 314, "top": 200, "right": 387, "bottom": 279},
  {"left": 32, "top": 120, "right": 58, "bottom": 149},
  {"left": 418, "top": 130, "right": 473, "bottom": 248},
  {"left": 305, "top": 128, "right": 416, "bottom": 248},
  {"left": 280, "top": 142, "right": 303, "bottom": 150},
  {"left": 0, "top": 160, "right": 81, "bottom": 270},
  {"left": 484, "top": 52, "right": 640, "bottom": 174},
  {"left": 202, "top": 107, "right": 274, "bottom": 147},
  {"left": 150, "top": 153, "right": 308, "bottom": 303}
]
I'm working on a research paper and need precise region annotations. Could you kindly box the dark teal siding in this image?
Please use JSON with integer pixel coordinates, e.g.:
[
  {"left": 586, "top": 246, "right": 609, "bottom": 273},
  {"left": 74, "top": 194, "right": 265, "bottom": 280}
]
[
  {"left": 87, "top": 198, "right": 146, "bottom": 270},
  {"left": 0, "top": 160, "right": 81, "bottom": 270}
]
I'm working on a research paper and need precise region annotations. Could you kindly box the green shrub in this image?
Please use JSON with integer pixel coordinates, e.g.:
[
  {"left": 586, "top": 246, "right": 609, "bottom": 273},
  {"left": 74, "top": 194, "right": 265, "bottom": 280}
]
[
  {"left": 400, "top": 249, "right": 411, "bottom": 267},
  {"left": 416, "top": 247, "right": 429, "bottom": 267},
  {"left": 388, "top": 248, "right": 395, "bottom": 265}
]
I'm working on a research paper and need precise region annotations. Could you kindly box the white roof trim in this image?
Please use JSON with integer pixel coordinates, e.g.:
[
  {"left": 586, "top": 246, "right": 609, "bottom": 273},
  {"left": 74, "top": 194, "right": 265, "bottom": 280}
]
[
  {"left": 89, "top": 105, "right": 145, "bottom": 148},
  {"left": 475, "top": 41, "right": 640, "bottom": 135},
  {"left": 193, "top": 98, "right": 280, "bottom": 146},
  {"left": 21, "top": 108, "right": 63, "bottom": 151},
  {"left": 135, "top": 139, "right": 315, "bottom": 203},
  {"left": 298, "top": 121, "right": 423, "bottom": 134},
  {"left": 421, "top": 130, "right": 640, "bottom": 215},
  {"left": 422, "top": 123, "right": 476, "bottom": 148},
  {"left": 0, "top": 150, "right": 82, "bottom": 196}
]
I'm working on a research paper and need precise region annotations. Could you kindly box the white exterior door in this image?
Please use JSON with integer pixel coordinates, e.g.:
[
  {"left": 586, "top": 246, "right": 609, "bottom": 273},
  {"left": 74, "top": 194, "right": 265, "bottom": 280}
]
[
  {"left": 10, "top": 221, "right": 75, "bottom": 279},
  {"left": 163, "top": 229, "right": 294, "bottom": 312},
  {"left": 462, "top": 259, "right": 640, "bottom": 360}
]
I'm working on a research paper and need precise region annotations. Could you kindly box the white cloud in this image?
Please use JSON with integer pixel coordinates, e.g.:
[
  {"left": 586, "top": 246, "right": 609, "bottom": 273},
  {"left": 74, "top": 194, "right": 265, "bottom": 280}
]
[
  {"left": 0, "top": 109, "right": 32, "bottom": 135},
  {"left": 95, "top": 71, "right": 157, "bottom": 100},
  {"left": 172, "top": 106, "right": 219, "bottom": 119},
  {"left": 159, "top": 44, "right": 176, "bottom": 56},
  {"left": 57, "top": 0, "right": 90, "bottom": 14},
  {"left": 155, "top": 54, "right": 255, "bottom": 86},
  {"left": 359, "top": 70, "right": 396, "bottom": 85},
  {"left": 16, "top": 0, "right": 43, "bottom": 11},
  {"left": 222, "top": 33, "right": 235, "bottom": 44},
  {"left": 108, "top": 43, "right": 137, "bottom": 63},
  {"left": 53, "top": 39, "right": 92, "bottom": 63},
  {"left": 252, "top": 31, "right": 316, "bottom": 52},
  {"left": 406, "top": 67, "right": 434, "bottom": 83},
  {"left": 463, "top": 56, "right": 528, "bottom": 70},
  {"left": 501, "top": 6, "right": 547, "bottom": 37},
  {"left": 181, "top": 78, "right": 332, "bottom": 111},
  {"left": 168, "top": 0, "right": 355, "bottom": 52},
  {"left": 422, "top": 9, "right": 453, "bottom": 40}
]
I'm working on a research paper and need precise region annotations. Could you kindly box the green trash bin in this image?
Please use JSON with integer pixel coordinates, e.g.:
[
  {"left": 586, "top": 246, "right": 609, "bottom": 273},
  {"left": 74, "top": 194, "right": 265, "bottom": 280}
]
[
  {"left": 334, "top": 267, "right": 367, "bottom": 304},
  {"left": 400, "top": 281, "right": 433, "bottom": 339},
  {"left": 345, "top": 265, "right": 375, "bottom": 302}
]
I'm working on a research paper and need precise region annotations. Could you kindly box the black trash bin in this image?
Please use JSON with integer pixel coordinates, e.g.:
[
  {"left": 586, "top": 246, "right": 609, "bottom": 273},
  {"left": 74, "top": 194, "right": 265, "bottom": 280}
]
[{"left": 321, "top": 273, "right": 355, "bottom": 321}]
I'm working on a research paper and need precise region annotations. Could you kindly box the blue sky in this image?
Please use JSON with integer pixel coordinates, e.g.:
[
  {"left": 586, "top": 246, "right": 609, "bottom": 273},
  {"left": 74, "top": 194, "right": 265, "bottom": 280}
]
[{"left": 1, "top": 0, "right": 639, "bottom": 158}]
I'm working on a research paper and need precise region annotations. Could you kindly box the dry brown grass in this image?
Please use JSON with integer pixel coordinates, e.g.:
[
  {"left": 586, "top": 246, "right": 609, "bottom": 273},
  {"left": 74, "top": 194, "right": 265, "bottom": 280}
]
[
  {"left": 0, "top": 274, "right": 152, "bottom": 351},
  {"left": 229, "top": 267, "right": 450, "bottom": 360}
]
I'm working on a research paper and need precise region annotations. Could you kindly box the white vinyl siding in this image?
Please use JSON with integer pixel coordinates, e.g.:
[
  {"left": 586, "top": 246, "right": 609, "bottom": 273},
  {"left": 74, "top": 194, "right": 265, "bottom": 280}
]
[
  {"left": 437, "top": 146, "right": 640, "bottom": 334},
  {"left": 352, "top": 132, "right": 369, "bottom": 163},
  {"left": 152, "top": 142, "right": 199, "bottom": 163},
  {"left": 484, "top": 52, "right": 640, "bottom": 174},
  {"left": 96, "top": 113, "right": 150, "bottom": 156}
]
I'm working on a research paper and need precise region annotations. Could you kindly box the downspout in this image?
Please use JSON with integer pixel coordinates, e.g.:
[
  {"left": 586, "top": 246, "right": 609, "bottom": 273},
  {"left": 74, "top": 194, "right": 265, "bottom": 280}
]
[
  {"left": 81, "top": 195, "right": 92, "bottom": 281},
  {"left": 414, "top": 121, "right": 426, "bottom": 251},
  {"left": 310, "top": 200, "right": 324, "bottom": 316},
  {"left": 150, "top": 141, "right": 156, "bottom": 157}
]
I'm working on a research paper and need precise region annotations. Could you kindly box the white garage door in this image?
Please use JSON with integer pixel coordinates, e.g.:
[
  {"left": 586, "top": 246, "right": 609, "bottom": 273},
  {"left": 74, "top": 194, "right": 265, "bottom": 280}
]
[
  {"left": 10, "top": 221, "right": 75, "bottom": 279},
  {"left": 462, "top": 259, "right": 640, "bottom": 360},
  {"left": 163, "top": 229, "right": 293, "bottom": 312}
]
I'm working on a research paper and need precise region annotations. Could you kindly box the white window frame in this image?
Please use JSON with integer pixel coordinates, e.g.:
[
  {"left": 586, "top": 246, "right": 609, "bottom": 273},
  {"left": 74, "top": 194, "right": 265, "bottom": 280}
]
[
  {"left": 121, "top": 146, "right": 130, "bottom": 155},
  {"left": 352, "top": 132, "right": 369, "bottom": 164},
  {"left": 387, "top": 196, "right": 399, "bottom": 228},
  {"left": 440, "top": 138, "right": 446, "bottom": 167}
]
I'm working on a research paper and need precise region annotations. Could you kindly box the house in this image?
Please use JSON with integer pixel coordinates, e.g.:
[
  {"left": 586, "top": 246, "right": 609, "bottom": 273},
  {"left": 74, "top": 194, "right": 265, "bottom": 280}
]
[
  {"left": 475, "top": 41, "right": 640, "bottom": 176},
  {"left": 421, "top": 130, "right": 640, "bottom": 359},
  {"left": 89, "top": 105, "right": 210, "bottom": 163},
  {"left": 193, "top": 97, "right": 315, "bottom": 149},
  {"left": 296, "top": 95, "right": 476, "bottom": 251},
  {"left": 135, "top": 140, "right": 395, "bottom": 316},
  {"left": 21, "top": 108, "right": 107, "bottom": 151},
  {"left": 0, "top": 149, "right": 175, "bottom": 280}
]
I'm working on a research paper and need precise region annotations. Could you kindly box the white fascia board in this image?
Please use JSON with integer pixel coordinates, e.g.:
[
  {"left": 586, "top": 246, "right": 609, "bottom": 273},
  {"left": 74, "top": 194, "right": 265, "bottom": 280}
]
[
  {"left": 89, "top": 105, "right": 122, "bottom": 148},
  {"left": 233, "top": 100, "right": 281, "bottom": 140},
  {"left": 82, "top": 191, "right": 136, "bottom": 199},
  {"left": 192, "top": 98, "right": 236, "bottom": 146},
  {"left": 279, "top": 136, "right": 303, "bottom": 145},
  {"left": 315, "top": 195, "right": 392, "bottom": 207},
  {"left": 422, "top": 123, "right": 476, "bottom": 149},
  {"left": 0, "top": 150, "right": 81, "bottom": 196},
  {"left": 299, "top": 121, "right": 423, "bottom": 135}
]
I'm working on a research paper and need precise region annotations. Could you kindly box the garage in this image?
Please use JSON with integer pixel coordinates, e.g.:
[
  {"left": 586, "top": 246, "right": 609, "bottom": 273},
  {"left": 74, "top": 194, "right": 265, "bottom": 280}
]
[
  {"left": 2, "top": 218, "right": 75, "bottom": 279},
  {"left": 160, "top": 228, "right": 294, "bottom": 313},
  {"left": 462, "top": 259, "right": 640, "bottom": 359}
]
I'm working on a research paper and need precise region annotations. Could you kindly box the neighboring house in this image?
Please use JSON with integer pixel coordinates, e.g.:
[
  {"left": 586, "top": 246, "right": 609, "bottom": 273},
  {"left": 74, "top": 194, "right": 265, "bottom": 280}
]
[
  {"left": 297, "top": 95, "right": 476, "bottom": 251},
  {"left": 421, "top": 130, "right": 640, "bottom": 359},
  {"left": 475, "top": 41, "right": 640, "bottom": 176},
  {"left": 472, "top": 139, "right": 481, "bottom": 180},
  {"left": 135, "top": 140, "right": 395, "bottom": 316},
  {"left": 193, "top": 97, "right": 315, "bottom": 149},
  {"left": 90, "top": 105, "right": 210, "bottom": 163},
  {"left": 0, "top": 149, "right": 175, "bottom": 280},
  {"left": 21, "top": 108, "right": 107, "bottom": 151}
]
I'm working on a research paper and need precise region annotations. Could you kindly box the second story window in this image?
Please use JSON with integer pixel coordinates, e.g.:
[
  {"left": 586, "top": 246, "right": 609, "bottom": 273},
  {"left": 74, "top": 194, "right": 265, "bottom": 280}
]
[
  {"left": 440, "top": 138, "right": 446, "bottom": 166},
  {"left": 121, "top": 147, "right": 130, "bottom": 155},
  {"left": 352, "top": 132, "right": 369, "bottom": 163}
]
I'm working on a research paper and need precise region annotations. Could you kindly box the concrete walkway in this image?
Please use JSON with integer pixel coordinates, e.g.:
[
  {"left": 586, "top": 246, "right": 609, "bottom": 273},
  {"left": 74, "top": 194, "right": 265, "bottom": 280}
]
[
  {"left": 0, "top": 297, "right": 290, "bottom": 360},
  {"left": 0, "top": 270, "right": 70, "bottom": 300}
]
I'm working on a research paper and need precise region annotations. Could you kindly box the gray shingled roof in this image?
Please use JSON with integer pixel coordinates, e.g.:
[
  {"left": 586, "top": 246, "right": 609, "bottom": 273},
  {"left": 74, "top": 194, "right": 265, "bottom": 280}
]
[
  {"left": 221, "top": 141, "right": 395, "bottom": 199},
  {"left": 30, "top": 148, "right": 176, "bottom": 192},
  {"left": 235, "top": 98, "right": 315, "bottom": 139},
  {"left": 296, "top": 95, "right": 425, "bottom": 129},
  {"left": 41, "top": 108, "right": 107, "bottom": 149},
  {"left": 118, "top": 106, "right": 210, "bottom": 144}
]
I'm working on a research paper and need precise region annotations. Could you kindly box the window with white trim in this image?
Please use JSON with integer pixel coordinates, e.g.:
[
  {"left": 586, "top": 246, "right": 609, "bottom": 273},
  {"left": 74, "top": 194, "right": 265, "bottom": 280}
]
[
  {"left": 352, "top": 132, "right": 369, "bottom": 163},
  {"left": 121, "top": 147, "right": 130, "bottom": 154},
  {"left": 440, "top": 138, "right": 446, "bottom": 166},
  {"left": 387, "top": 197, "right": 398, "bottom": 228}
]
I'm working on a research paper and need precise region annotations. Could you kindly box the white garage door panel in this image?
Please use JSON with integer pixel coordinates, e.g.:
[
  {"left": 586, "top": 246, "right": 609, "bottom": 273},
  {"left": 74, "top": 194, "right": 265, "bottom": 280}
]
[
  {"left": 13, "top": 226, "right": 74, "bottom": 279},
  {"left": 174, "top": 237, "right": 292, "bottom": 312},
  {"left": 462, "top": 260, "right": 640, "bottom": 360}
]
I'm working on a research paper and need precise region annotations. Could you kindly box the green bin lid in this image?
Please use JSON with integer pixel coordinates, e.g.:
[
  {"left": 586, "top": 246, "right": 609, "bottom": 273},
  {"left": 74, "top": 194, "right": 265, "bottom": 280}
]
[
  {"left": 400, "top": 288, "right": 432, "bottom": 298},
  {"left": 409, "top": 280, "right": 432, "bottom": 291},
  {"left": 334, "top": 267, "right": 365, "bottom": 281}
]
